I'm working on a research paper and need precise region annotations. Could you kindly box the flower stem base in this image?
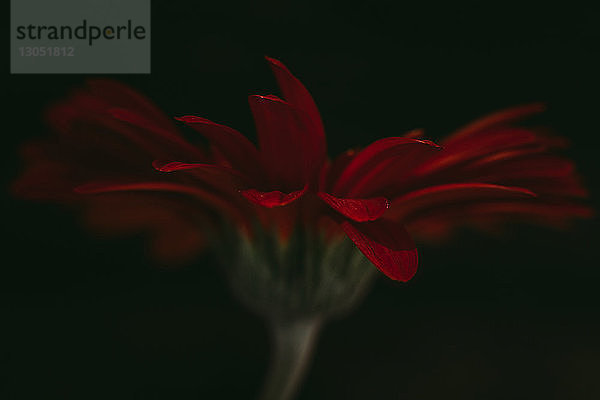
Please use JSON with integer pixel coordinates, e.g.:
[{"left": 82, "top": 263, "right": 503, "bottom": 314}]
[{"left": 259, "top": 317, "right": 322, "bottom": 400}]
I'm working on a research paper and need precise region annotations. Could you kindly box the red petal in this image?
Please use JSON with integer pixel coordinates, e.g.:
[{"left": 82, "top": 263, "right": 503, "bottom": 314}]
[
  {"left": 417, "top": 127, "right": 540, "bottom": 176},
  {"left": 109, "top": 108, "right": 204, "bottom": 158},
  {"left": 406, "top": 200, "right": 594, "bottom": 237},
  {"left": 318, "top": 192, "right": 389, "bottom": 222},
  {"left": 151, "top": 160, "right": 248, "bottom": 197},
  {"left": 446, "top": 103, "right": 546, "bottom": 142},
  {"left": 248, "top": 95, "right": 319, "bottom": 186},
  {"left": 84, "top": 193, "right": 207, "bottom": 264},
  {"left": 509, "top": 176, "right": 588, "bottom": 198},
  {"left": 153, "top": 161, "right": 206, "bottom": 172},
  {"left": 387, "top": 183, "right": 536, "bottom": 221},
  {"left": 152, "top": 160, "right": 242, "bottom": 176},
  {"left": 462, "top": 146, "right": 550, "bottom": 168},
  {"left": 332, "top": 137, "right": 441, "bottom": 195},
  {"left": 448, "top": 201, "right": 593, "bottom": 220},
  {"left": 174, "top": 115, "right": 261, "bottom": 179},
  {"left": 341, "top": 219, "right": 418, "bottom": 282},
  {"left": 265, "top": 56, "right": 327, "bottom": 160},
  {"left": 86, "top": 79, "right": 177, "bottom": 132},
  {"left": 240, "top": 185, "right": 308, "bottom": 207},
  {"left": 74, "top": 181, "right": 246, "bottom": 221},
  {"left": 469, "top": 201, "right": 594, "bottom": 220},
  {"left": 465, "top": 155, "right": 575, "bottom": 182},
  {"left": 49, "top": 93, "right": 194, "bottom": 163}
]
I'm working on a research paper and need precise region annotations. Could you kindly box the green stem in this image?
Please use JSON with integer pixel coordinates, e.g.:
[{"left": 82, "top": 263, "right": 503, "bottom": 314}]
[{"left": 259, "top": 317, "right": 322, "bottom": 400}]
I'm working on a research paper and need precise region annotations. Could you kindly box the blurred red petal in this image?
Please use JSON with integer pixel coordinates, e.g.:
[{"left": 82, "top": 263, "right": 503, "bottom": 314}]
[
  {"left": 74, "top": 180, "right": 248, "bottom": 224},
  {"left": 86, "top": 79, "right": 177, "bottom": 132},
  {"left": 466, "top": 155, "right": 575, "bottom": 182},
  {"left": 151, "top": 225, "right": 206, "bottom": 265},
  {"left": 417, "top": 127, "right": 540, "bottom": 176},
  {"left": 109, "top": 108, "right": 204, "bottom": 158},
  {"left": 387, "top": 183, "right": 536, "bottom": 221},
  {"left": 447, "top": 103, "right": 546, "bottom": 141},
  {"left": 406, "top": 200, "right": 594, "bottom": 239}
]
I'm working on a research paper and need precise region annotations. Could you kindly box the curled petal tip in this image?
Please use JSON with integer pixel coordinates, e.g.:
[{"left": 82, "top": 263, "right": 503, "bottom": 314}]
[
  {"left": 151, "top": 160, "right": 230, "bottom": 174},
  {"left": 264, "top": 56, "right": 290, "bottom": 71},
  {"left": 175, "top": 115, "right": 228, "bottom": 127},
  {"left": 264, "top": 55, "right": 280, "bottom": 64},
  {"left": 240, "top": 185, "right": 307, "bottom": 207},
  {"left": 174, "top": 115, "right": 209, "bottom": 123},
  {"left": 152, "top": 160, "right": 203, "bottom": 173},
  {"left": 522, "top": 188, "right": 537, "bottom": 197},
  {"left": 152, "top": 160, "right": 175, "bottom": 172},
  {"left": 418, "top": 139, "right": 443, "bottom": 150},
  {"left": 249, "top": 94, "right": 285, "bottom": 104}
]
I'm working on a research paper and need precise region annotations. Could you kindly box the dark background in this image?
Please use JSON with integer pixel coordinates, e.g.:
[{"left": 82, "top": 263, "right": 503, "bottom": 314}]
[{"left": 4, "top": 1, "right": 599, "bottom": 399}]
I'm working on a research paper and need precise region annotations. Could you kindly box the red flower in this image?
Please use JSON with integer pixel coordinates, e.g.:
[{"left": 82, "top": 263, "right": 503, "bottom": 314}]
[{"left": 13, "top": 57, "right": 591, "bottom": 281}]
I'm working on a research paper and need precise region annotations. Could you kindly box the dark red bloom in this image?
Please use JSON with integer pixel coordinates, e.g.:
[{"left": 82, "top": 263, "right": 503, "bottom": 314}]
[{"left": 13, "top": 58, "right": 591, "bottom": 280}]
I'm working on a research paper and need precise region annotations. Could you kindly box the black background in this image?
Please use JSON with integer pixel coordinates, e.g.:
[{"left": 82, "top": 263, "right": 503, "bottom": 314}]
[{"left": 4, "top": 1, "right": 600, "bottom": 399}]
